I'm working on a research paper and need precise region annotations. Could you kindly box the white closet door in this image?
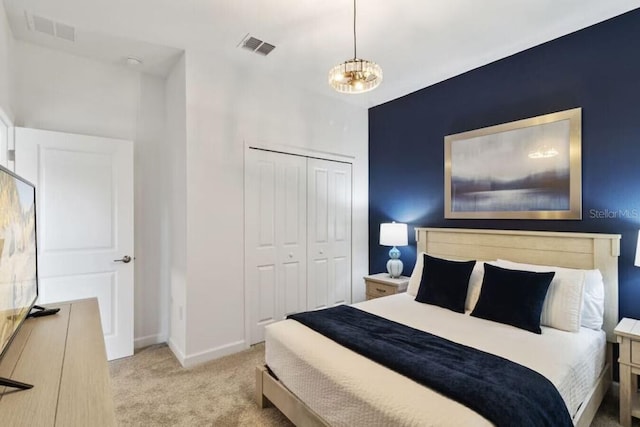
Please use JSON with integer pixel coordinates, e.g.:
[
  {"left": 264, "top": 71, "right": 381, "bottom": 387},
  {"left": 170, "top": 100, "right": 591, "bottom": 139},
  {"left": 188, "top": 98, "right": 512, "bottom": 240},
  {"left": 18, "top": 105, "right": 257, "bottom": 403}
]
[
  {"left": 307, "top": 158, "right": 352, "bottom": 310},
  {"left": 14, "top": 127, "right": 134, "bottom": 360},
  {"left": 245, "top": 149, "right": 307, "bottom": 344}
]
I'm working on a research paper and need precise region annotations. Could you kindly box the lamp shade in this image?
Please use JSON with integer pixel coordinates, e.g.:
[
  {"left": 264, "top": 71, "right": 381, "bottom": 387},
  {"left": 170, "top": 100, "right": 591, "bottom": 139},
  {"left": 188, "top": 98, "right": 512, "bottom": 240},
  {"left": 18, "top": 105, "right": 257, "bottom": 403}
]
[
  {"left": 379, "top": 223, "right": 408, "bottom": 247},
  {"left": 635, "top": 230, "right": 640, "bottom": 267}
]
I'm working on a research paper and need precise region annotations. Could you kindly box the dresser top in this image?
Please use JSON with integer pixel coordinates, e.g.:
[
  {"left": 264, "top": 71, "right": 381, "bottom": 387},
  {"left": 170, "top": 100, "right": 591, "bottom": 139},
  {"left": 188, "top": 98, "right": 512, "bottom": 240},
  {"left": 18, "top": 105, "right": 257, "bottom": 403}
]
[
  {"left": 614, "top": 318, "right": 640, "bottom": 339},
  {"left": 364, "top": 273, "right": 410, "bottom": 286}
]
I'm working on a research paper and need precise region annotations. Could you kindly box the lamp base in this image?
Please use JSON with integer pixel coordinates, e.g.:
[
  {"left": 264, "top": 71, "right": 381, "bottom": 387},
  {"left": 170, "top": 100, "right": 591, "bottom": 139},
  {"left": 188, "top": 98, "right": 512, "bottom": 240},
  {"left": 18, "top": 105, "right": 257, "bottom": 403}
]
[{"left": 386, "top": 258, "right": 403, "bottom": 279}]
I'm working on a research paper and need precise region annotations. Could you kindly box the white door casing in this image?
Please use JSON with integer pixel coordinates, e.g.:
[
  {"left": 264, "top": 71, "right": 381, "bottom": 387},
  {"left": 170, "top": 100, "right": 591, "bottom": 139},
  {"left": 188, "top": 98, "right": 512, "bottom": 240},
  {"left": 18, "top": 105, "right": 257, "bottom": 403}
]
[
  {"left": 245, "top": 149, "right": 307, "bottom": 344},
  {"left": 0, "top": 108, "right": 11, "bottom": 169},
  {"left": 15, "top": 127, "right": 134, "bottom": 360},
  {"left": 307, "top": 158, "right": 352, "bottom": 310}
]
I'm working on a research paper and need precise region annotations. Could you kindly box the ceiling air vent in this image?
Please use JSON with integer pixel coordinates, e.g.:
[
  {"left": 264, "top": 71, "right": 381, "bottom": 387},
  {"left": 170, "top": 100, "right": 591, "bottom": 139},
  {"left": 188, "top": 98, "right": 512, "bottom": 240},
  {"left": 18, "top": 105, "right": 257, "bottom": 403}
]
[
  {"left": 256, "top": 42, "right": 275, "bottom": 56},
  {"left": 25, "top": 12, "right": 76, "bottom": 42},
  {"left": 55, "top": 22, "right": 76, "bottom": 42},
  {"left": 32, "top": 15, "right": 54, "bottom": 36},
  {"left": 238, "top": 34, "right": 276, "bottom": 56}
]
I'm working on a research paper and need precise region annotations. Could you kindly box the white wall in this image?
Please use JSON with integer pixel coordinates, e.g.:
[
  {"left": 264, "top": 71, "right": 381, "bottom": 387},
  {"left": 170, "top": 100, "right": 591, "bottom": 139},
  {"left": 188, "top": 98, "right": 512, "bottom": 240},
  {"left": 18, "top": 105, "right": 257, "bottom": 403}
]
[
  {"left": 0, "top": 1, "right": 13, "bottom": 120},
  {"left": 133, "top": 73, "right": 171, "bottom": 348},
  {"left": 10, "top": 38, "right": 369, "bottom": 367},
  {"left": 179, "top": 50, "right": 368, "bottom": 365},
  {"left": 164, "top": 55, "right": 187, "bottom": 360},
  {"left": 12, "top": 40, "right": 171, "bottom": 350},
  {"left": 13, "top": 41, "right": 139, "bottom": 140},
  {"left": 0, "top": 1, "right": 14, "bottom": 169}
]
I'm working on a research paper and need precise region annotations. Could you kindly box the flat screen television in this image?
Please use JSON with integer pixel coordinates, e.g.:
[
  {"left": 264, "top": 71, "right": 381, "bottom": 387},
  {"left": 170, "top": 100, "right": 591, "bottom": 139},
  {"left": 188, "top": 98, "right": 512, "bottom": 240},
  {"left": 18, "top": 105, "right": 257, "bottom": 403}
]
[{"left": 0, "top": 164, "right": 38, "bottom": 389}]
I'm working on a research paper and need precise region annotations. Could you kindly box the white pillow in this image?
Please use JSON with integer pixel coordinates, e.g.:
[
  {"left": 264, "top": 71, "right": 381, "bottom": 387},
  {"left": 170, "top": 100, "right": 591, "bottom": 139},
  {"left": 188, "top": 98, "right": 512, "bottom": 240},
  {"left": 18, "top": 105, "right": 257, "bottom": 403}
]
[
  {"left": 581, "top": 269, "right": 605, "bottom": 330},
  {"left": 465, "top": 262, "right": 487, "bottom": 312},
  {"left": 407, "top": 252, "right": 488, "bottom": 311},
  {"left": 495, "top": 259, "right": 586, "bottom": 332},
  {"left": 495, "top": 259, "right": 605, "bottom": 330},
  {"left": 406, "top": 252, "right": 425, "bottom": 297}
]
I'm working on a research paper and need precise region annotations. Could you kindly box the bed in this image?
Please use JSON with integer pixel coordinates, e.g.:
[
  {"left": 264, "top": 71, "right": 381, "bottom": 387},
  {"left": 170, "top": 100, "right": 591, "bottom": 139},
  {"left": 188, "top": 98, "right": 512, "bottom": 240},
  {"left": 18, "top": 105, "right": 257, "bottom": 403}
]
[{"left": 255, "top": 228, "right": 621, "bottom": 426}]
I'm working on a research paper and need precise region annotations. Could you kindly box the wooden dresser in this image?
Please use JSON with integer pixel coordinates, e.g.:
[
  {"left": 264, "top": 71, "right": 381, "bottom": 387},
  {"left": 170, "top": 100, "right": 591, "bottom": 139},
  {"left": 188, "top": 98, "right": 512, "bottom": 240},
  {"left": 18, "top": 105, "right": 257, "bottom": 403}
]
[{"left": 0, "top": 298, "right": 116, "bottom": 426}]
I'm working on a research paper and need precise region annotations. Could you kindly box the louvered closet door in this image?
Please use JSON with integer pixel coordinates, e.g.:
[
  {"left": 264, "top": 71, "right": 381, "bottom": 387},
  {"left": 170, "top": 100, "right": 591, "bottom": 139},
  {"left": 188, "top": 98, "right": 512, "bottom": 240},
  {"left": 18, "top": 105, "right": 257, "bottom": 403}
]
[
  {"left": 307, "top": 158, "right": 352, "bottom": 310},
  {"left": 245, "top": 149, "right": 307, "bottom": 344}
]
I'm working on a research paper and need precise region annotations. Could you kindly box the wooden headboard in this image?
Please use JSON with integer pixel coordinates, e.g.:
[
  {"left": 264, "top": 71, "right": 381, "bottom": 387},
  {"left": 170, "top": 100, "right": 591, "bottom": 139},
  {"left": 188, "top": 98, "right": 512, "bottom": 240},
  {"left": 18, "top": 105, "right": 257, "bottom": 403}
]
[{"left": 415, "top": 228, "right": 621, "bottom": 341}]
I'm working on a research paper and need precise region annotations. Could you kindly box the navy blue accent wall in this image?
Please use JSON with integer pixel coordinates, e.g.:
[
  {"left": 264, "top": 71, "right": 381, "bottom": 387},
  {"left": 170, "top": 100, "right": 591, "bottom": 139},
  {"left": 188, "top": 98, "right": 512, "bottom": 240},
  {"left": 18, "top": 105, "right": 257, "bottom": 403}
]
[{"left": 369, "top": 9, "right": 640, "bottom": 321}]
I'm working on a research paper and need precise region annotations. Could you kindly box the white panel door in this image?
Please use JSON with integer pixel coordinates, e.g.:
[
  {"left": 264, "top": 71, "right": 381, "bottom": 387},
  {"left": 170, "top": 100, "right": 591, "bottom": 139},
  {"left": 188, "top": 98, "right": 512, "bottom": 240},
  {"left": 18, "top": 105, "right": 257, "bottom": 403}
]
[
  {"left": 307, "top": 158, "right": 352, "bottom": 310},
  {"left": 15, "top": 127, "right": 134, "bottom": 360},
  {"left": 245, "top": 149, "right": 307, "bottom": 344}
]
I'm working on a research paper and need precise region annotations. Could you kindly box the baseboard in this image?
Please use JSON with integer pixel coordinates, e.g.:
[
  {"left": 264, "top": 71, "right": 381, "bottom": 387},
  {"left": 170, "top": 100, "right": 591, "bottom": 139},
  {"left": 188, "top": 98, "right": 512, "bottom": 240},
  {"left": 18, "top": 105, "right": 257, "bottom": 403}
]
[
  {"left": 182, "top": 340, "right": 247, "bottom": 368},
  {"left": 167, "top": 338, "right": 186, "bottom": 366},
  {"left": 134, "top": 333, "right": 166, "bottom": 349}
]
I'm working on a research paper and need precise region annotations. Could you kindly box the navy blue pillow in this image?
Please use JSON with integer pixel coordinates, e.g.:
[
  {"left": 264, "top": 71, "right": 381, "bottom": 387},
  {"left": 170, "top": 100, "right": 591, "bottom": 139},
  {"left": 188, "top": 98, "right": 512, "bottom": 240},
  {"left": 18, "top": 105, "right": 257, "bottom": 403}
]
[
  {"left": 471, "top": 263, "right": 554, "bottom": 334},
  {"left": 415, "top": 254, "right": 476, "bottom": 313}
]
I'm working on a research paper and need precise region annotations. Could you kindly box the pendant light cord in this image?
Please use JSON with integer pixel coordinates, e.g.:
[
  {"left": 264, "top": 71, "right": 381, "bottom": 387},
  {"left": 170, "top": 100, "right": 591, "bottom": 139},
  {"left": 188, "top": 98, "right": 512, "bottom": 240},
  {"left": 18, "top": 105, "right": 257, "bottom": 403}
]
[{"left": 353, "top": 0, "right": 357, "bottom": 59}]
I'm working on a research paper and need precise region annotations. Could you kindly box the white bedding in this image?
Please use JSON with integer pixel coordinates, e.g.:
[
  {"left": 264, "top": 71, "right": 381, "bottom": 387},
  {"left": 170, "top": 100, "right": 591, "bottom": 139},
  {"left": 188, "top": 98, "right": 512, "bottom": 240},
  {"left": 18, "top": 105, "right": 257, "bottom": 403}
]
[{"left": 265, "top": 293, "right": 606, "bottom": 427}]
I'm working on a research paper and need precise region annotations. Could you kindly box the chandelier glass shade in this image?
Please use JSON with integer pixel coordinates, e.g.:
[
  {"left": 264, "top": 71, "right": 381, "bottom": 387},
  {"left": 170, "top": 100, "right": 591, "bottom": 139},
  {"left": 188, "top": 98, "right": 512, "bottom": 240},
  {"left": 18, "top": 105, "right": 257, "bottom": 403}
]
[
  {"left": 328, "top": 59, "right": 382, "bottom": 93},
  {"left": 328, "top": 0, "right": 382, "bottom": 94}
]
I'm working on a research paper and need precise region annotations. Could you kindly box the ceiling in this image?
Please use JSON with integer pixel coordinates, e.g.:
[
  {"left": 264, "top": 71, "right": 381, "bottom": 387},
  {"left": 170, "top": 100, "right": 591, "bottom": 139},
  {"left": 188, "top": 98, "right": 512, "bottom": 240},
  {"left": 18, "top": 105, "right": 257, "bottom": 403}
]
[{"left": 4, "top": 0, "right": 640, "bottom": 108}]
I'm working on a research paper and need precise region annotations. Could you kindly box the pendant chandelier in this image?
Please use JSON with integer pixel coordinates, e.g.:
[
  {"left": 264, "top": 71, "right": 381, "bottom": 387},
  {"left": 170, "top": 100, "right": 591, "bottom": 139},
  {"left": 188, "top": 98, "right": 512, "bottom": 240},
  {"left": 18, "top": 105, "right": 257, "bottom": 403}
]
[{"left": 328, "top": 0, "right": 382, "bottom": 94}]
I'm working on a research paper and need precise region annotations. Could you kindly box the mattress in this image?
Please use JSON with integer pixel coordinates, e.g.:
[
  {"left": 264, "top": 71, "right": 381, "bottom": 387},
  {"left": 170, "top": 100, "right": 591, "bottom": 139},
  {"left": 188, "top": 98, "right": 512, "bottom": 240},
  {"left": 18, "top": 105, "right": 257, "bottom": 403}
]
[{"left": 265, "top": 293, "right": 606, "bottom": 427}]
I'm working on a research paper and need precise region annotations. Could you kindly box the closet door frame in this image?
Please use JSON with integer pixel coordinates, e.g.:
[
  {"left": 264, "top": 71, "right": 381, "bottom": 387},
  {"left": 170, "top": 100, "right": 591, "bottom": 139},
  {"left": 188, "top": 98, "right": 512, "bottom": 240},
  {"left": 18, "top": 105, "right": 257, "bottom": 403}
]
[{"left": 243, "top": 143, "right": 354, "bottom": 345}]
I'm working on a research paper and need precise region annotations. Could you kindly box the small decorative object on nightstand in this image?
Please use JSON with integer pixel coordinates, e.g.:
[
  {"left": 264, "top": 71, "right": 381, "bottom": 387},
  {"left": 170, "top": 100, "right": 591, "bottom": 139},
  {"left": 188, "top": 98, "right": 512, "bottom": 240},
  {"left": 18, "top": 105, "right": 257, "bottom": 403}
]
[
  {"left": 379, "top": 222, "right": 408, "bottom": 278},
  {"left": 615, "top": 318, "right": 640, "bottom": 427},
  {"left": 363, "top": 273, "right": 409, "bottom": 300}
]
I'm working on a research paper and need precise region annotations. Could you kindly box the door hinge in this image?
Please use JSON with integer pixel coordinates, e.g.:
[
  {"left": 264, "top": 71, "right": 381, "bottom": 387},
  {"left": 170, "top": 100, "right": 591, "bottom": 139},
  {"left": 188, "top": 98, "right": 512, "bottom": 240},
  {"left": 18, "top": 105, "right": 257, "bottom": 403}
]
[{"left": 7, "top": 149, "right": 15, "bottom": 161}]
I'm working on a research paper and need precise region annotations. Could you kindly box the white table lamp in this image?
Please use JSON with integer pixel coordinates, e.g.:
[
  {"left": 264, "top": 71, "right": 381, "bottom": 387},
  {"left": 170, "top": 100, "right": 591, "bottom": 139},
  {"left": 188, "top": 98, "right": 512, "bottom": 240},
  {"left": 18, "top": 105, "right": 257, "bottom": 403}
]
[
  {"left": 635, "top": 230, "right": 640, "bottom": 267},
  {"left": 380, "top": 222, "right": 408, "bottom": 278}
]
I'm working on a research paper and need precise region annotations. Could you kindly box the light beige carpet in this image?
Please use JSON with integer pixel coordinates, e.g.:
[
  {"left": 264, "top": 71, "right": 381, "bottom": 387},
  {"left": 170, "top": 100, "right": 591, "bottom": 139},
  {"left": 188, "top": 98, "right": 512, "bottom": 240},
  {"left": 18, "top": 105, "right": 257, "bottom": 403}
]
[
  {"left": 109, "top": 343, "right": 292, "bottom": 426},
  {"left": 110, "top": 343, "right": 633, "bottom": 426}
]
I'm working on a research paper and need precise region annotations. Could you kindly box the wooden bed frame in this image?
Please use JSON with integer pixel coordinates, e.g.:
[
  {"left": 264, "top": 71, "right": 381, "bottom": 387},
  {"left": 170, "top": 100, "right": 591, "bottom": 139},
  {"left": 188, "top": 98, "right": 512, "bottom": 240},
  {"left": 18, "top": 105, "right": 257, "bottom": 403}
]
[{"left": 256, "top": 228, "right": 621, "bottom": 427}]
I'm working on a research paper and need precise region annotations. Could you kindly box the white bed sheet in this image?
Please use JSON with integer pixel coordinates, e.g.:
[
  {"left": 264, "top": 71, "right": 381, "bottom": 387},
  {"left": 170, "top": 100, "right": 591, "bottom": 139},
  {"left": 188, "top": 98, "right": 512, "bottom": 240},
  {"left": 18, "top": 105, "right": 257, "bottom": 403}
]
[{"left": 265, "top": 293, "right": 606, "bottom": 427}]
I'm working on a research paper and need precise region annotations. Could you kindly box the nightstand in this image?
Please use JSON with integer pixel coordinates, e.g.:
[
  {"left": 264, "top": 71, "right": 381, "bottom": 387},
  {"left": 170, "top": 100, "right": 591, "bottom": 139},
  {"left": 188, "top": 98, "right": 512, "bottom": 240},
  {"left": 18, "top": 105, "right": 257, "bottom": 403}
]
[
  {"left": 615, "top": 318, "right": 640, "bottom": 427},
  {"left": 363, "top": 273, "right": 409, "bottom": 300}
]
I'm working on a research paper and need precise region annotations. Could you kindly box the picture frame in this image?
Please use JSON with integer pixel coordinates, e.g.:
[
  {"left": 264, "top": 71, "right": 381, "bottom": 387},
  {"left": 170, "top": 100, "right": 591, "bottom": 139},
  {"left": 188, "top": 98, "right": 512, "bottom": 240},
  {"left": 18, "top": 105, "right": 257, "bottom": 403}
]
[{"left": 444, "top": 108, "right": 582, "bottom": 220}]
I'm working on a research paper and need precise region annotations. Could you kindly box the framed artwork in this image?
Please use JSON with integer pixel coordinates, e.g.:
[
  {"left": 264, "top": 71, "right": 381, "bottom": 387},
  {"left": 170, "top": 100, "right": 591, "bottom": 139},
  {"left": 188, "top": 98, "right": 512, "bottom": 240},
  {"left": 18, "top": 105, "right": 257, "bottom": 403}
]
[{"left": 444, "top": 108, "right": 582, "bottom": 220}]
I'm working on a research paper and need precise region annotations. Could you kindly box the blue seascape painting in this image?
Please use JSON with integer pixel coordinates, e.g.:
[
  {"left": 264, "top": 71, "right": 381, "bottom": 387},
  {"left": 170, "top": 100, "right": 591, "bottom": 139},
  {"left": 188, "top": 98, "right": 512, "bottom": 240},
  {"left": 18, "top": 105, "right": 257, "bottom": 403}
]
[{"left": 451, "top": 120, "right": 571, "bottom": 213}]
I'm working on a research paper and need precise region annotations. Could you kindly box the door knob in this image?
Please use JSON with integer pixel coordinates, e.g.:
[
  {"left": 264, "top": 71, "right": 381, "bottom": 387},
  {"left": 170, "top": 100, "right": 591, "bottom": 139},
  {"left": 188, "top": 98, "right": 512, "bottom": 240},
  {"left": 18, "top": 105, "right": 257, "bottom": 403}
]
[{"left": 114, "top": 255, "right": 132, "bottom": 263}]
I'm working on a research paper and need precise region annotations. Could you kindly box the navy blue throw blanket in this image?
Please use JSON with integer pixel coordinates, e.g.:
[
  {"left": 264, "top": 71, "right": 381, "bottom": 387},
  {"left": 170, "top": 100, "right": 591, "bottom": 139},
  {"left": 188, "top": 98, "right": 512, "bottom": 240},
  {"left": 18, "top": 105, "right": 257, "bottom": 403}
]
[{"left": 288, "top": 305, "right": 572, "bottom": 427}]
